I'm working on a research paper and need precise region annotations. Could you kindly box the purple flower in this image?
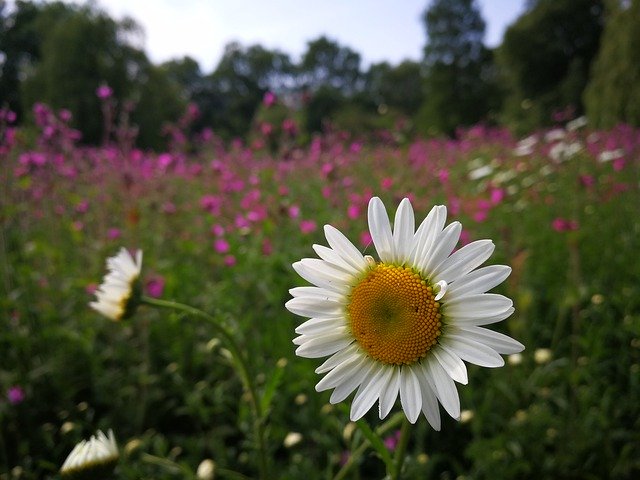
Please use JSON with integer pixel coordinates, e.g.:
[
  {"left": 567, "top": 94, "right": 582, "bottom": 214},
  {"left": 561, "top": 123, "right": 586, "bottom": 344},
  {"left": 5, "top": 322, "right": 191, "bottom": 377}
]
[
  {"left": 145, "top": 277, "right": 165, "bottom": 298},
  {"left": 7, "top": 386, "right": 25, "bottom": 405},
  {"left": 96, "top": 84, "right": 113, "bottom": 100}
]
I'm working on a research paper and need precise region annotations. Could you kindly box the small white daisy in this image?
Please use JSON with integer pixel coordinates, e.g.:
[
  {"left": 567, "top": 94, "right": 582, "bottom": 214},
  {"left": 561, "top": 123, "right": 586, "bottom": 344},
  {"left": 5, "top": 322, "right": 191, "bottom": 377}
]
[
  {"left": 60, "top": 429, "right": 119, "bottom": 479},
  {"left": 286, "top": 197, "right": 524, "bottom": 429},
  {"left": 90, "top": 247, "right": 142, "bottom": 321}
]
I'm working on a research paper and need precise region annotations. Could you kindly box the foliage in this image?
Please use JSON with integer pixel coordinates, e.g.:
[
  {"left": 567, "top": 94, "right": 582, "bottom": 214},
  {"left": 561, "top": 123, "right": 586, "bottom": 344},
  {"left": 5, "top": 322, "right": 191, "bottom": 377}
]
[
  {"left": 498, "top": 0, "right": 605, "bottom": 132},
  {"left": 419, "top": 0, "right": 498, "bottom": 135},
  {"left": 584, "top": 0, "right": 640, "bottom": 128}
]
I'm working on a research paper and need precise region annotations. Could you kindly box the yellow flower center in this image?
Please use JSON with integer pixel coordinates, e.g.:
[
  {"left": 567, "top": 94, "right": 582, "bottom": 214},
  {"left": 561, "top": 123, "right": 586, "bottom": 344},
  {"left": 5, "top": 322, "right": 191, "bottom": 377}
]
[{"left": 347, "top": 263, "right": 442, "bottom": 365}]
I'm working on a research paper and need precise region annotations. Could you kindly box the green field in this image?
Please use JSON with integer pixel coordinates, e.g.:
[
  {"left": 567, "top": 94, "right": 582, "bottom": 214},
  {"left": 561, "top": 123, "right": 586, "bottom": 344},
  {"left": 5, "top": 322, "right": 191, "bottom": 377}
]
[{"left": 1, "top": 119, "right": 639, "bottom": 479}]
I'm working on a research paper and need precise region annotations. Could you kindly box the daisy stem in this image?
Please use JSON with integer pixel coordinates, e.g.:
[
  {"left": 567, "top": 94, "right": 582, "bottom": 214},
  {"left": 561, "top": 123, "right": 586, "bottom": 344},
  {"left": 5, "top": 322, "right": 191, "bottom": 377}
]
[
  {"left": 390, "top": 417, "right": 412, "bottom": 480},
  {"left": 333, "top": 412, "right": 404, "bottom": 480},
  {"left": 140, "top": 296, "right": 270, "bottom": 480}
]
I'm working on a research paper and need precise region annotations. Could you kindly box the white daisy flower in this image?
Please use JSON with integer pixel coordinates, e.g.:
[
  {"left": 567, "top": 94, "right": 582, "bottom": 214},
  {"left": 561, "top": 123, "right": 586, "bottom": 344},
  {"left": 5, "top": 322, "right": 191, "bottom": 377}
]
[
  {"left": 90, "top": 247, "right": 142, "bottom": 321},
  {"left": 60, "top": 429, "right": 119, "bottom": 479},
  {"left": 286, "top": 197, "right": 524, "bottom": 429}
]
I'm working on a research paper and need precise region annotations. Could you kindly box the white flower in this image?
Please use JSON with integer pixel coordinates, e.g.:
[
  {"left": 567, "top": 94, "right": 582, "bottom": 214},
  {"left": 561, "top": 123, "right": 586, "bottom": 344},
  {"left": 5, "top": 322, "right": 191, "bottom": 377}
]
[
  {"left": 468, "top": 165, "right": 493, "bottom": 181},
  {"left": 90, "top": 247, "right": 142, "bottom": 321},
  {"left": 196, "top": 459, "right": 216, "bottom": 480},
  {"left": 286, "top": 197, "right": 524, "bottom": 429},
  {"left": 514, "top": 135, "right": 538, "bottom": 156},
  {"left": 283, "top": 432, "right": 303, "bottom": 448},
  {"left": 598, "top": 148, "right": 624, "bottom": 163},
  {"left": 566, "top": 116, "right": 587, "bottom": 131},
  {"left": 534, "top": 348, "right": 553, "bottom": 364},
  {"left": 60, "top": 429, "right": 118, "bottom": 479}
]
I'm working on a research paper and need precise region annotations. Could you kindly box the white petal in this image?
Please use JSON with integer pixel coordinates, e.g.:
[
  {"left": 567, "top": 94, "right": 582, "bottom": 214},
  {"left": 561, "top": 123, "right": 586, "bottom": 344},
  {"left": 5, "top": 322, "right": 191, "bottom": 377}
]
[
  {"left": 285, "top": 296, "right": 344, "bottom": 318},
  {"left": 410, "top": 205, "right": 447, "bottom": 266},
  {"left": 415, "top": 368, "right": 441, "bottom": 430},
  {"left": 432, "top": 346, "right": 468, "bottom": 384},
  {"left": 315, "top": 343, "right": 360, "bottom": 374},
  {"left": 294, "top": 316, "right": 345, "bottom": 335},
  {"left": 448, "top": 307, "right": 515, "bottom": 326},
  {"left": 313, "top": 244, "right": 361, "bottom": 275},
  {"left": 368, "top": 197, "right": 394, "bottom": 262},
  {"left": 456, "top": 326, "right": 524, "bottom": 354},
  {"left": 289, "top": 286, "right": 344, "bottom": 302},
  {"left": 378, "top": 366, "right": 401, "bottom": 419},
  {"left": 425, "top": 357, "right": 460, "bottom": 420},
  {"left": 350, "top": 364, "right": 392, "bottom": 421},
  {"left": 316, "top": 353, "right": 367, "bottom": 392},
  {"left": 444, "top": 294, "right": 513, "bottom": 319},
  {"left": 399, "top": 367, "right": 422, "bottom": 423},
  {"left": 392, "top": 198, "right": 415, "bottom": 264},
  {"left": 330, "top": 357, "right": 377, "bottom": 403},
  {"left": 441, "top": 334, "right": 505, "bottom": 367},
  {"left": 420, "top": 222, "right": 462, "bottom": 275},
  {"left": 295, "top": 329, "right": 353, "bottom": 358},
  {"left": 434, "top": 280, "right": 448, "bottom": 301},
  {"left": 324, "top": 224, "right": 368, "bottom": 272},
  {"left": 292, "top": 259, "right": 352, "bottom": 293},
  {"left": 432, "top": 240, "right": 495, "bottom": 284},
  {"left": 446, "top": 265, "right": 512, "bottom": 299}
]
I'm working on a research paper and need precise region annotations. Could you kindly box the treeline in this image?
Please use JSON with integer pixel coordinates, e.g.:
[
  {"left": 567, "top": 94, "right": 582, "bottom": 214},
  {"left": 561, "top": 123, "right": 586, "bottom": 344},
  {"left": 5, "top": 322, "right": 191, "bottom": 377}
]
[{"left": 1, "top": 0, "right": 639, "bottom": 149}]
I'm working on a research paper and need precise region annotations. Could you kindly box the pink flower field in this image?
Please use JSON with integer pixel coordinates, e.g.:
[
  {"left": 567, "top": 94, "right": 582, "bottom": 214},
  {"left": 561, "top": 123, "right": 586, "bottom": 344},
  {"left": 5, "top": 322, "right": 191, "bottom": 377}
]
[{"left": 1, "top": 104, "right": 639, "bottom": 479}]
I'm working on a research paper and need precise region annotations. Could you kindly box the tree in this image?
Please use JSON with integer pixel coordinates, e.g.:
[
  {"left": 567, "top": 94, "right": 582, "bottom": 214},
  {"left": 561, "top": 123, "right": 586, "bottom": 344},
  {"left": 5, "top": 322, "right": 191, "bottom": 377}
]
[
  {"left": 418, "top": 0, "right": 498, "bottom": 135},
  {"left": 0, "top": 0, "right": 63, "bottom": 118},
  {"left": 204, "top": 42, "right": 294, "bottom": 139},
  {"left": 498, "top": 0, "right": 604, "bottom": 131},
  {"left": 300, "top": 36, "right": 363, "bottom": 94},
  {"left": 585, "top": 0, "right": 640, "bottom": 127},
  {"left": 366, "top": 61, "right": 425, "bottom": 116}
]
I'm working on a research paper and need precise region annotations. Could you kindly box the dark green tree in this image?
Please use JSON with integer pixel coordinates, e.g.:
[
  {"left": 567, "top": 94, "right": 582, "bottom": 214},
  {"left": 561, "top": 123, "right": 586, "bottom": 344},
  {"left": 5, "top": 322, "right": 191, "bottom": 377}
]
[
  {"left": 418, "top": 0, "right": 498, "bottom": 135},
  {"left": 584, "top": 0, "right": 640, "bottom": 127},
  {"left": 20, "top": 3, "right": 139, "bottom": 142},
  {"left": 0, "top": 0, "right": 66, "bottom": 118},
  {"left": 498, "top": 0, "right": 604, "bottom": 131},
  {"left": 16, "top": 1, "right": 183, "bottom": 147},
  {"left": 366, "top": 60, "right": 425, "bottom": 116},
  {"left": 205, "top": 42, "right": 294, "bottom": 139},
  {"left": 300, "top": 36, "right": 363, "bottom": 94}
]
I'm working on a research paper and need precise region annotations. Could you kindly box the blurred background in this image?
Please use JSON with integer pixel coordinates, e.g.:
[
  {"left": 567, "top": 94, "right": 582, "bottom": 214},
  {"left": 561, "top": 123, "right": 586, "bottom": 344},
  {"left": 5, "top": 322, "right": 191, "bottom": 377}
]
[
  {"left": 2, "top": 0, "right": 638, "bottom": 148},
  {"left": 1, "top": 1, "right": 639, "bottom": 479}
]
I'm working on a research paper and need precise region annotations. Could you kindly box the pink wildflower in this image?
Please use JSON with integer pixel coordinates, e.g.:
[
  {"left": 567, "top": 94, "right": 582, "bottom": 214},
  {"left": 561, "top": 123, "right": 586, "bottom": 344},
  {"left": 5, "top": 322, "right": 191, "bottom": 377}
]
[
  {"left": 288, "top": 205, "right": 301, "bottom": 219},
  {"left": 262, "top": 238, "right": 273, "bottom": 256},
  {"left": 162, "top": 202, "right": 177, "bottom": 214},
  {"left": 214, "top": 238, "right": 230, "bottom": 254},
  {"left": 490, "top": 187, "right": 505, "bottom": 205},
  {"left": 211, "top": 224, "right": 225, "bottom": 237},
  {"left": 145, "top": 277, "right": 165, "bottom": 298},
  {"left": 7, "top": 386, "right": 25, "bottom": 405},
  {"left": 360, "top": 230, "right": 372, "bottom": 247},
  {"left": 552, "top": 218, "right": 579, "bottom": 232},
  {"left": 347, "top": 204, "right": 360, "bottom": 220},
  {"left": 384, "top": 430, "right": 401, "bottom": 451},
  {"left": 299, "top": 220, "right": 317, "bottom": 234},
  {"left": 224, "top": 255, "right": 237, "bottom": 267},
  {"left": 107, "top": 228, "right": 121, "bottom": 240},
  {"left": 96, "top": 84, "right": 113, "bottom": 100},
  {"left": 263, "top": 91, "right": 277, "bottom": 107},
  {"left": 380, "top": 177, "right": 393, "bottom": 190}
]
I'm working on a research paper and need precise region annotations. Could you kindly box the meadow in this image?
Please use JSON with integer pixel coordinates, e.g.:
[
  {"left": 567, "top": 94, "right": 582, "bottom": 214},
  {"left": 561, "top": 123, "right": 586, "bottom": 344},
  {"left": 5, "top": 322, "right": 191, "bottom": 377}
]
[{"left": 1, "top": 104, "right": 639, "bottom": 479}]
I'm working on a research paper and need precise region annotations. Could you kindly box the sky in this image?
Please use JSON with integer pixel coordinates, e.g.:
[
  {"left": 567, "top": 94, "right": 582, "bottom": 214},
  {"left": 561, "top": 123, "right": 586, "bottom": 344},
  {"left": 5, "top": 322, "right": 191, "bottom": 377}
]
[{"left": 59, "top": 0, "right": 527, "bottom": 72}]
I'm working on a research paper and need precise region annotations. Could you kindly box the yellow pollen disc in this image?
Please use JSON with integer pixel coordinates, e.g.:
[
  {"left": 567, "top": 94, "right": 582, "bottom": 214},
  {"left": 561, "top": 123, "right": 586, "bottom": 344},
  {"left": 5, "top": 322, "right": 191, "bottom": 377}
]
[{"left": 347, "top": 263, "right": 442, "bottom": 365}]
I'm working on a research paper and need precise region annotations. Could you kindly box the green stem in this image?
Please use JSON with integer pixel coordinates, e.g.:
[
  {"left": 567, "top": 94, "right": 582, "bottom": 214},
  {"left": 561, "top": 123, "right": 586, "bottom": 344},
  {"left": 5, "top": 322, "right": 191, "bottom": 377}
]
[
  {"left": 332, "top": 412, "right": 404, "bottom": 480},
  {"left": 140, "top": 296, "right": 269, "bottom": 480},
  {"left": 391, "top": 417, "right": 412, "bottom": 480}
]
